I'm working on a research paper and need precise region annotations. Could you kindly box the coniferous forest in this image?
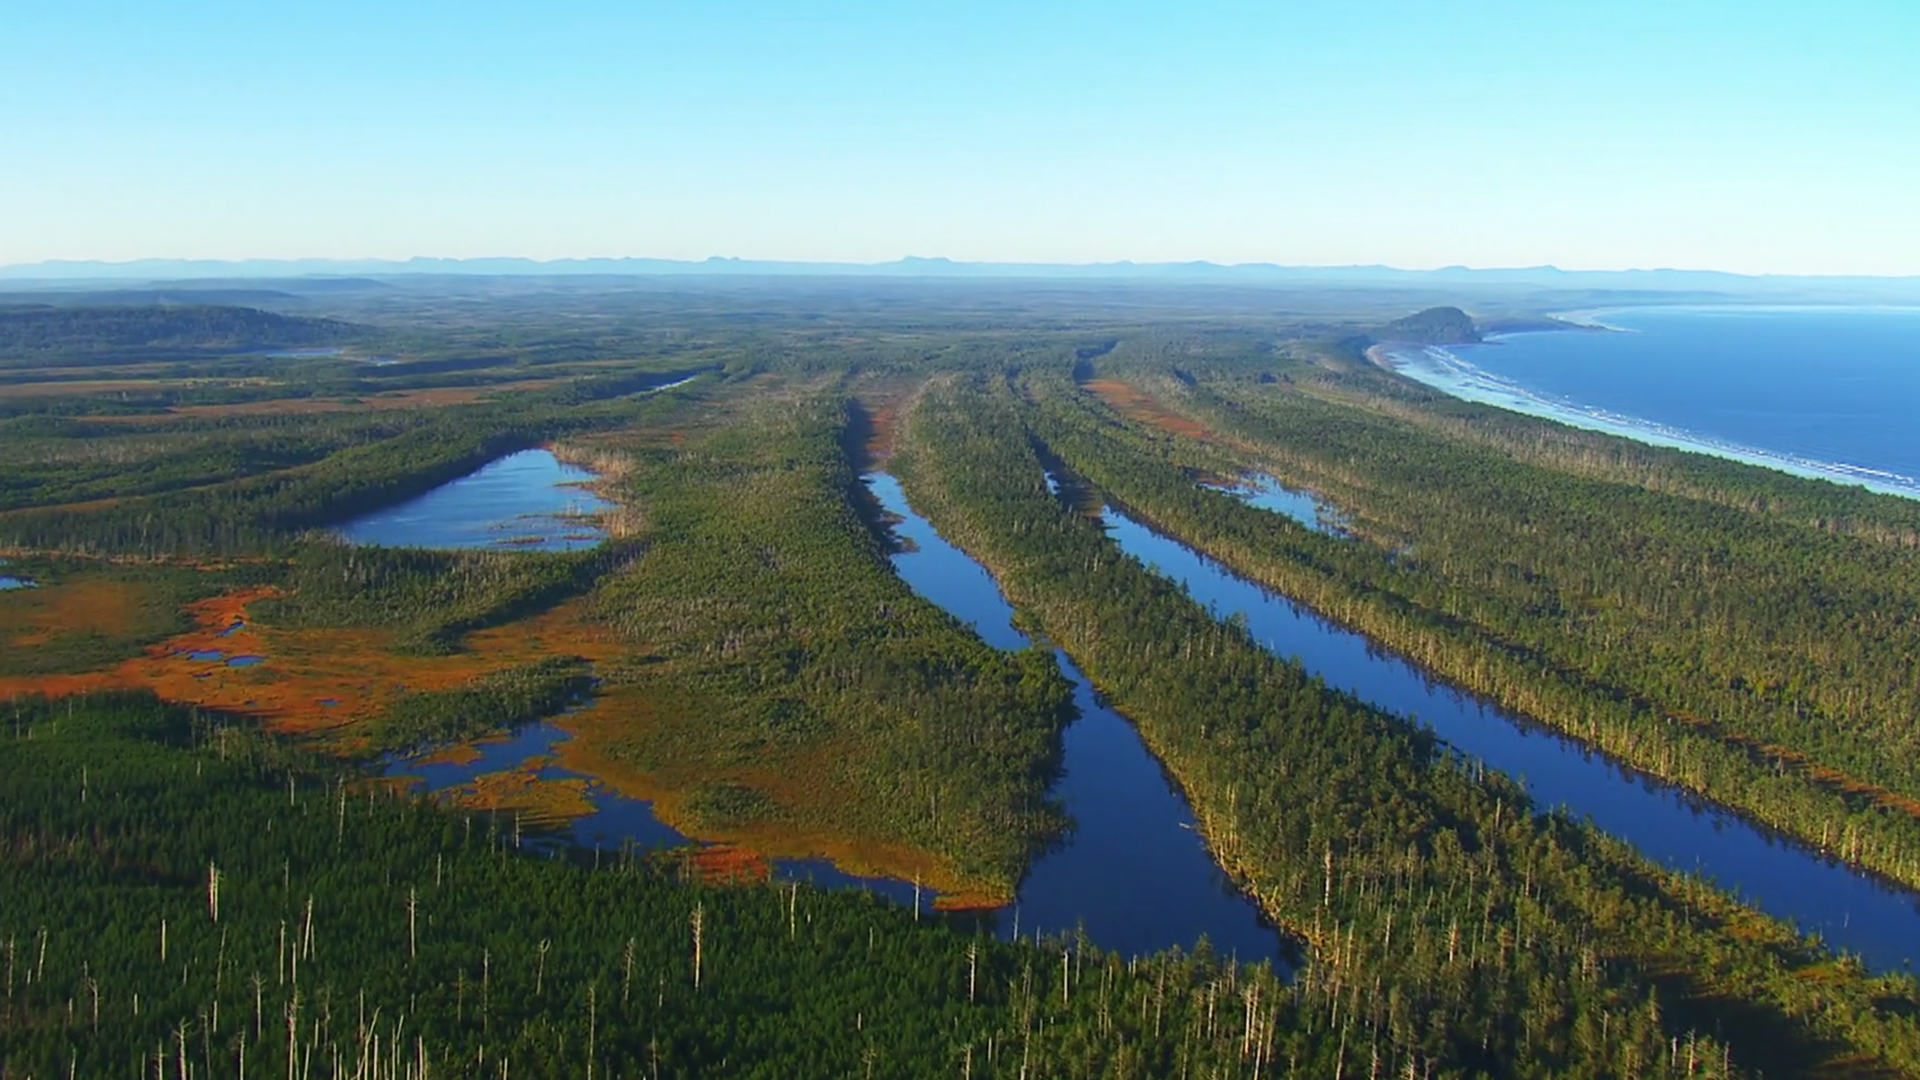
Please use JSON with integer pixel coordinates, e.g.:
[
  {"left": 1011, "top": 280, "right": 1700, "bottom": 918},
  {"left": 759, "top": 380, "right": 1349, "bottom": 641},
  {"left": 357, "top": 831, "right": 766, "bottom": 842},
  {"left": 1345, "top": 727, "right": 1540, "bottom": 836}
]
[{"left": 4, "top": 281, "right": 1920, "bottom": 1077}]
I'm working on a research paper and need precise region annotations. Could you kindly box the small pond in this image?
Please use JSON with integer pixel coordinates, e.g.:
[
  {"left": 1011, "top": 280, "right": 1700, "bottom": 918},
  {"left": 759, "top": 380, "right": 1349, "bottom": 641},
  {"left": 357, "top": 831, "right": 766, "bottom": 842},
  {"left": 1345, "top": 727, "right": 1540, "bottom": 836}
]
[
  {"left": 1202, "top": 472, "right": 1348, "bottom": 536},
  {"left": 391, "top": 721, "right": 690, "bottom": 852},
  {"left": 336, "top": 449, "right": 612, "bottom": 552},
  {"left": 0, "top": 558, "right": 35, "bottom": 591}
]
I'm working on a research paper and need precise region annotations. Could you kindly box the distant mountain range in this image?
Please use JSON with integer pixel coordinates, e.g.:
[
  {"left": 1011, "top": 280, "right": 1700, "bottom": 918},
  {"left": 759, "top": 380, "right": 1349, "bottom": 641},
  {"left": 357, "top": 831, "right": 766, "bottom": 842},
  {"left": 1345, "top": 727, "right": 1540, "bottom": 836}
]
[{"left": 4, "top": 256, "right": 1918, "bottom": 300}]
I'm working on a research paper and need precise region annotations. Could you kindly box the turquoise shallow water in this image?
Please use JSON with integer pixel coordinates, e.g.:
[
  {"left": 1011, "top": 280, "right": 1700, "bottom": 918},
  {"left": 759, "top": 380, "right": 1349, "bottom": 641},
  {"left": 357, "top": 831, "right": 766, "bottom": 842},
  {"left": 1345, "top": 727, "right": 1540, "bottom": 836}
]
[
  {"left": 0, "top": 557, "right": 33, "bottom": 590},
  {"left": 1386, "top": 306, "right": 1920, "bottom": 497}
]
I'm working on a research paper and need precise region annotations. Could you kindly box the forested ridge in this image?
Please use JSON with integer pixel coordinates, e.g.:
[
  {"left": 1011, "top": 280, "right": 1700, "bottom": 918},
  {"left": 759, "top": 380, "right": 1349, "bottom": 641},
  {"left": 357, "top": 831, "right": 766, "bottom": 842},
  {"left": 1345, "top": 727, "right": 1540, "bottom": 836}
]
[
  {"left": 890, "top": 374, "right": 1920, "bottom": 1079},
  {"left": 1044, "top": 341, "right": 1920, "bottom": 891},
  {"left": 0, "top": 305, "right": 360, "bottom": 363},
  {"left": 569, "top": 390, "right": 1074, "bottom": 898}
]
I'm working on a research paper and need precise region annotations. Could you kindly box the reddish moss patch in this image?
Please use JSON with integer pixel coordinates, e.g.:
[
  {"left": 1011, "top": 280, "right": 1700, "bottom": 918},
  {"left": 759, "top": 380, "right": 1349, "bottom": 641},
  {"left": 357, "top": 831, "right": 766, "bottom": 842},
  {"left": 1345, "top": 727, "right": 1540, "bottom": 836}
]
[{"left": 1083, "top": 378, "right": 1214, "bottom": 440}]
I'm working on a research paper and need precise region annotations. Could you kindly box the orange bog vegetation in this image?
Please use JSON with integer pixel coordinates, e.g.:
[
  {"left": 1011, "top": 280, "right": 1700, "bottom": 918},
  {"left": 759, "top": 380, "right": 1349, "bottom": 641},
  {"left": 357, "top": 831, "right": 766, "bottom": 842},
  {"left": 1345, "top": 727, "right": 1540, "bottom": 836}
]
[
  {"left": 5, "top": 577, "right": 1004, "bottom": 905},
  {"left": 1082, "top": 378, "right": 1215, "bottom": 440}
]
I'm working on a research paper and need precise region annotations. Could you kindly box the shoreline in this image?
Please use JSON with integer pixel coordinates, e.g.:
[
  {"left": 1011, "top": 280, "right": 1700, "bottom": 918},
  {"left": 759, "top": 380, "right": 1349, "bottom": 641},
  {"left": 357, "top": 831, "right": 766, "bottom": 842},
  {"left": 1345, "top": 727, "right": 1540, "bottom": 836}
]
[{"left": 1370, "top": 339, "right": 1920, "bottom": 501}]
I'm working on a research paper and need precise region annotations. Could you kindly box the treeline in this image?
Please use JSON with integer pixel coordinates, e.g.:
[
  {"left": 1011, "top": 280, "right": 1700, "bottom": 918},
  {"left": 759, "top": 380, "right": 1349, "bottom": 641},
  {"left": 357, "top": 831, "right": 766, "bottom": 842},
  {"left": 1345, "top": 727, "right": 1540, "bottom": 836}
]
[
  {"left": 0, "top": 692, "right": 1316, "bottom": 1079},
  {"left": 1055, "top": 349, "right": 1920, "bottom": 891},
  {"left": 261, "top": 542, "right": 638, "bottom": 656},
  {"left": 889, "top": 374, "right": 1920, "bottom": 1079}
]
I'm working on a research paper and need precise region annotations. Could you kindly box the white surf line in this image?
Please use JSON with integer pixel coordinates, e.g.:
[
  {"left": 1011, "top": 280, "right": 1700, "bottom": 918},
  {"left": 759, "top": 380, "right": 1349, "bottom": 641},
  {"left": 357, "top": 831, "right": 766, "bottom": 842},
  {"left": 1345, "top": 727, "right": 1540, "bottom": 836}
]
[{"left": 1384, "top": 343, "right": 1920, "bottom": 500}]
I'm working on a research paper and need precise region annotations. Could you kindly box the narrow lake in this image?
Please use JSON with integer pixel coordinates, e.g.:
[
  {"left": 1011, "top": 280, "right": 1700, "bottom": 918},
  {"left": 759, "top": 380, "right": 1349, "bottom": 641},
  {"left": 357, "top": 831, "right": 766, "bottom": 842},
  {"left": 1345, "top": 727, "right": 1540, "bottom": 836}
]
[
  {"left": 337, "top": 449, "right": 612, "bottom": 551},
  {"left": 1200, "top": 473, "right": 1347, "bottom": 536},
  {"left": 1094, "top": 493, "right": 1920, "bottom": 972},
  {"left": 868, "top": 473, "right": 1284, "bottom": 965}
]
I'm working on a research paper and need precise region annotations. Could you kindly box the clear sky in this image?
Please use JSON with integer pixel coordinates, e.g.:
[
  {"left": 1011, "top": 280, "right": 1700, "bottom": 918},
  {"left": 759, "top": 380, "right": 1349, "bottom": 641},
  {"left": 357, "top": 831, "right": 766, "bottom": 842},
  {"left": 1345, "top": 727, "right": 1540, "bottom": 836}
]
[{"left": 3, "top": 0, "right": 1916, "bottom": 273}]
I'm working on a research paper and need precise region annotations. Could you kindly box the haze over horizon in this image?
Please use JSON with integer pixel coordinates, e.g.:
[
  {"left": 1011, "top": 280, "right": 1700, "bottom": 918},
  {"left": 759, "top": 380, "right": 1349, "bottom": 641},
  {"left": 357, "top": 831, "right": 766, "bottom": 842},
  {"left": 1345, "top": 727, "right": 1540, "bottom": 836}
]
[
  {"left": 9, "top": 253, "right": 1920, "bottom": 285},
  {"left": 5, "top": 0, "right": 1916, "bottom": 275}
]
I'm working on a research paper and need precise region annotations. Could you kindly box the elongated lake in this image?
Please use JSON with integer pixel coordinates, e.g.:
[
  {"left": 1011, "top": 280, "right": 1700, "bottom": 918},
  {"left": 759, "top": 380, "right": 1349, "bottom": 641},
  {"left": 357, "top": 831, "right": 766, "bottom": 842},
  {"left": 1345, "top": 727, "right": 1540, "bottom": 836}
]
[
  {"left": 1096, "top": 491, "right": 1920, "bottom": 972},
  {"left": 337, "top": 449, "right": 612, "bottom": 551},
  {"left": 868, "top": 473, "right": 1284, "bottom": 964}
]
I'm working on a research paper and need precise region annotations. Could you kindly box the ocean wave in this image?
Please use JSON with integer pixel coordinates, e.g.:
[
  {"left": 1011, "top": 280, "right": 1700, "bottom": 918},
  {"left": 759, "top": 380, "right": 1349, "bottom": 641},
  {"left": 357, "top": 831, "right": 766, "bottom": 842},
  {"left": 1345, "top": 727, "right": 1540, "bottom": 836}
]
[{"left": 1385, "top": 344, "right": 1920, "bottom": 500}]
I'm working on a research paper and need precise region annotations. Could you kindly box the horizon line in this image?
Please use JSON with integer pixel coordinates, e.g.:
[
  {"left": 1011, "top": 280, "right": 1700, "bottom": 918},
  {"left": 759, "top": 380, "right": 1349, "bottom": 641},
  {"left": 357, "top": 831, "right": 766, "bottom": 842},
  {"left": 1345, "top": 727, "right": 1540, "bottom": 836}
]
[{"left": 6, "top": 254, "right": 1920, "bottom": 283}]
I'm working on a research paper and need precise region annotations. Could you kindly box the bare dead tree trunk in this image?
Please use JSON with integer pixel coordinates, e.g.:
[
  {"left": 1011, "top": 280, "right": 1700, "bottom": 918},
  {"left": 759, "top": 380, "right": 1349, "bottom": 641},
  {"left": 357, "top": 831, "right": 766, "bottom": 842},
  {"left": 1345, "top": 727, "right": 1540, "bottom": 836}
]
[{"left": 690, "top": 905, "right": 705, "bottom": 991}]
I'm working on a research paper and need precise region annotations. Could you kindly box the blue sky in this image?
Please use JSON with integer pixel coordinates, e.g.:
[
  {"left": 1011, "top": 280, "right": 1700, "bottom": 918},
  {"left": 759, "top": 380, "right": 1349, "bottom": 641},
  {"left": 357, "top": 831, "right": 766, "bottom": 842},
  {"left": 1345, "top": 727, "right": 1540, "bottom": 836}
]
[{"left": 3, "top": 0, "right": 1916, "bottom": 273}]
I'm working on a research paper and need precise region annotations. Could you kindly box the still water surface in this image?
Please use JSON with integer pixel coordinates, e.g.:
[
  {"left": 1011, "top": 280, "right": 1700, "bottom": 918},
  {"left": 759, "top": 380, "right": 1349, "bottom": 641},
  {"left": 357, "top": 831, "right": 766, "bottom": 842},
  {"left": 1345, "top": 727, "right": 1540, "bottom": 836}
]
[
  {"left": 337, "top": 449, "right": 612, "bottom": 551},
  {"left": 869, "top": 473, "right": 1283, "bottom": 964},
  {"left": 1201, "top": 473, "right": 1347, "bottom": 536},
  {"left": 1099, "top": 495, "right": 1920, "bottom": 972}
]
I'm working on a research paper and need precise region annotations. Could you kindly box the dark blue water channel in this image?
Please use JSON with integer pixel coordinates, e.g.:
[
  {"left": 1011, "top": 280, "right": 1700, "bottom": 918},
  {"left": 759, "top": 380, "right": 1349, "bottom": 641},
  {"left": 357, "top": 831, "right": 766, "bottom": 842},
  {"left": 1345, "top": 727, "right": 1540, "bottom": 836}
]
[
  {"left": 869, "top": 473, "right": 1284, "bottom": 964},
  {"left": 1097, "top": 492, "right": 1920, "bottom": 972}
]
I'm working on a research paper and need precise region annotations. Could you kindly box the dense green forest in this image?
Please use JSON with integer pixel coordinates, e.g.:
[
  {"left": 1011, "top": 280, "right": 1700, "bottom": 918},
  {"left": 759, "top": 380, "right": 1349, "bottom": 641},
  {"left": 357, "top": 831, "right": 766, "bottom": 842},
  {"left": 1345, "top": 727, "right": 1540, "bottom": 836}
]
[
  {"left": 890, "top": 374, "right": 1920, "bottom": 1079},
  {"left": 7, "top": 286, "right": 1920, "bottom": 1075},
  {"left": 1037, "top": 338, "right": 1920, "bottom": 892},
  {"left": 0, "top": 692, "right": 1310, "bottom": 1079},
  {"left": 0, "top": 353, "right": 1080, "bottom": 903}
]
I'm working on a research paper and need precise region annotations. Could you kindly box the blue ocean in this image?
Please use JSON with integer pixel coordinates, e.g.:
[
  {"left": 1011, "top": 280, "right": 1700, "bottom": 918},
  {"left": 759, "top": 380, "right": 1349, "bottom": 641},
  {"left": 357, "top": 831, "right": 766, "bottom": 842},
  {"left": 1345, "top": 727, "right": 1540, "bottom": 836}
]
[{"left": 1385, "top": 306, "right": 1920, "bottom": 498}]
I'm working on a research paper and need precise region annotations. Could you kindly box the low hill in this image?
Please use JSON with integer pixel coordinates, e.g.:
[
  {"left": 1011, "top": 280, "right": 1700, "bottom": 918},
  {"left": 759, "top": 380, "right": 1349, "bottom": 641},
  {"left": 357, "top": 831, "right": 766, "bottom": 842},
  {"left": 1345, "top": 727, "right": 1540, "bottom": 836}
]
[
  {"left": 1373, "top": 305, "right": 1481, "bottom": 344},
  {"left": 0, "top": 304, "right": 362, "bottom": 362}
]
